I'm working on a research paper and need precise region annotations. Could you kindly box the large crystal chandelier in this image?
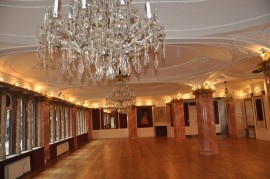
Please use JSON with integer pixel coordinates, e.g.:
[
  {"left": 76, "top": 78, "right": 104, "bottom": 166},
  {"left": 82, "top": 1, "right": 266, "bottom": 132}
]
[
  {"left": 106, "top": 74, "right": 135, "bottom": 110},
  {"left": 222, "top": 81, "right": 234, "bottom": 103},
  {"left": 37, "top": 0, "right": 165, "bottom": 81}
]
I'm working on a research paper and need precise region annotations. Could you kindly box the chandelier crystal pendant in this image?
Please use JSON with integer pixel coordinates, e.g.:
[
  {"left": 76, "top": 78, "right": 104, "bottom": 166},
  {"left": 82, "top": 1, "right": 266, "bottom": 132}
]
[
  {"left": 222, "top": 81, "right": 234, "bottom": 103},
  {"left": 106, "top": 74, "right": 136, "bottom": 110},
  {"left": 37, "top": 0, "right": 165, "bottom": 81}
]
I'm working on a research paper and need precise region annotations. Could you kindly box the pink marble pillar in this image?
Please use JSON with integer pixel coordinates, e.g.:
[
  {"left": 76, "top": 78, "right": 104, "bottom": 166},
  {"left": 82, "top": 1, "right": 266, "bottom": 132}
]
[
  {"left": 43, "top": 99, "right": 50, "bottom": 163},
  {"left": 226, "top": 101, "right": 237, "bottom": 137},
  {"left": 128, "top": 107, "right": 137, "bottom": 138},
  {"left": 87, "top": 109, "right": 92, "bottom": 140},
  {"left": 72, "top": 107, "right": 78, "bottom": 149},
  {"left": 193, "top": 89, "right": 219, "bottom": 156},
  {"left": 171, "top": 100, "right": 186, "bottom": 142},
  {"left": 264, "top": 70, "right": 270, "bottom": 108}
]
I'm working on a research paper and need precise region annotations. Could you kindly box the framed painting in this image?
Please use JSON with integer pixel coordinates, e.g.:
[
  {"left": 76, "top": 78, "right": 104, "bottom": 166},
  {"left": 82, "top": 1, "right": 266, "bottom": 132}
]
[
  {"left": 244, "top": 98, "right": 255, "bottom": 128},
  {"left": 137, "top": 106, "right": 153, "bottom": 128},
  {"left": 155, "top": 107, "right": 167, "bottom": 123},
  {"left": 254, "top": 96, "right": 267, "bottom": 129}
]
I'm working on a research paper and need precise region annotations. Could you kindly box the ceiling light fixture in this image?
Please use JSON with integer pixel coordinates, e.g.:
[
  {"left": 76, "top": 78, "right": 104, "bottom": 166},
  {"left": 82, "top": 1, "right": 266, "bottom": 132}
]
[
  {"left": 37, "top": 0, "right": 165, "bottom": 81},
  {"left": 222, "top": 81, "right": 234, "bottom": 102},
  {"left": 106, "top": 74, "right": 136, "bottom": 111}
]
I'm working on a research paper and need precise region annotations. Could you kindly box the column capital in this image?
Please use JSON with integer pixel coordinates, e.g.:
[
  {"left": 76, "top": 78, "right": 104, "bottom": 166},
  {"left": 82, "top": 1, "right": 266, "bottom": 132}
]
[
  {"left": 167, "top": 98, "right": 183, "bottom": 105},
  {"left": 34, "top": 96, "right": 47, "bottom": 102},
  {"left": 193, "top": 88, "right": 214, "bottom": 97},
  {"left": 14, "top": 91, "right": 24, "bottom": 98},
  {"left": 24, "top": 93, "right": 34, "bottom": 100},
  {"left": 0, "top": 87, "right": 9, "bottom": 95}
]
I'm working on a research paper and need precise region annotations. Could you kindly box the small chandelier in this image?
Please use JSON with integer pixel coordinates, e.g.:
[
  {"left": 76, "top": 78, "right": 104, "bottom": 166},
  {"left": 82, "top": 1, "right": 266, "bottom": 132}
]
[
  {"left": 106, "top": 74, "right": 136, "bottom": 110},
  {"left": 222, "top": 81, "right": 234, "bottom": 102},
  {"left": 37, "top": 0, "right": 165, "bottom": 81}
]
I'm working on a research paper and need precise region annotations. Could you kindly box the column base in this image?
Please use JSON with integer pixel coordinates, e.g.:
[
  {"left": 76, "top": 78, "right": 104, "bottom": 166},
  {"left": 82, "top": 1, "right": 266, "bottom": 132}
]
[
  {"left": 200, "top": 150, "right": 219, "bottom": 156},
  {"left": 175, "top": 137, "right": 185, "bottom": 142}
]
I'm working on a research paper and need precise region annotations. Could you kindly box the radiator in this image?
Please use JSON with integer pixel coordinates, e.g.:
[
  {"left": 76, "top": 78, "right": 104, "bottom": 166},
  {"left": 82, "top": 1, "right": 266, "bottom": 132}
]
[
  {"left": 57, "top": 142, "right": 69, "bottom": 156},
  {"left": 4, "top": 156, "right": 31, "bottom": 179}
]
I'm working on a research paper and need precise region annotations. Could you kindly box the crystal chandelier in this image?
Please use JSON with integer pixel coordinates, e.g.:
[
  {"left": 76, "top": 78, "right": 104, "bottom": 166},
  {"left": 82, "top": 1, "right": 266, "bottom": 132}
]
[
  {"left": 222, "top": 81, "right": 234, "bottom": 102},
  {"left": 37, "top": 0, "right": 165, "bottom": 81},
  {"left": 106, "top": 74, "right": 136, "bottom": 110}
]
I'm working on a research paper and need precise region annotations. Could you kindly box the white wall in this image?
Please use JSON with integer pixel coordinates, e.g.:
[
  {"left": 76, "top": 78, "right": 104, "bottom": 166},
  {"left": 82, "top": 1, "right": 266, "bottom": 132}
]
[
  {"left": 185, "top": 104, "right": 198, "bottom": 135},
  {"left": 167, "top": 126, "right": 174, "bottom": 137},
  {"left": 92, "top": 129, "right": 128, "bottom": 139},
  {"left": 92, "top": 101, "right": 223, "bottom": 139},
  {"left": 137, "top": 127, "right": 155, "bottom": 137}
]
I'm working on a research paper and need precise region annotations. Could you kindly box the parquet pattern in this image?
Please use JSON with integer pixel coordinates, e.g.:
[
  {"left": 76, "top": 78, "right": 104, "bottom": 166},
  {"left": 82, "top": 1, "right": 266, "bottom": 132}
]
[{"left": 27, "top": 136, "right": 270, "bottom": 179}]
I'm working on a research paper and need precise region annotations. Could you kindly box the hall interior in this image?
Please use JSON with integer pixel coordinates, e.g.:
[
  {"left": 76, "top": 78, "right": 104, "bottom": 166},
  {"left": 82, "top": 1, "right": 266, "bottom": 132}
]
[{"left": 0, "top": 0, "right": 270, "bottom": 178}]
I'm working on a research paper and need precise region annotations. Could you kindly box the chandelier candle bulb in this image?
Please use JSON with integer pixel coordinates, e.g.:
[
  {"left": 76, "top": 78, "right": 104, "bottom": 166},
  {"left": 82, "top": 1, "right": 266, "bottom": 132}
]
[
  {"left": 146, "top": 1, "right": 152, "bottom": 19},
  {"left": 53, "top": 0, "right": 59, "bottom": 18},
  {"left": 82, "top": 0, "right": 87, "bottom": 9}
]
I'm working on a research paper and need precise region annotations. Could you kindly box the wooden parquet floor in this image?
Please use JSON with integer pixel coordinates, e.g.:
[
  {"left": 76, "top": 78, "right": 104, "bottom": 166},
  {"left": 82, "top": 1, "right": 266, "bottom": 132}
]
[{"left": 26, "top": 136, "right": 270, "bottom": 179}]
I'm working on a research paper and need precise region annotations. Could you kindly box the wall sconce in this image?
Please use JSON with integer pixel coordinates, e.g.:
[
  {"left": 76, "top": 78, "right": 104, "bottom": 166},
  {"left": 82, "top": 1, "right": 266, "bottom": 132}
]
[
  {"left": 261, "top": 90, "right": 265, "bottom": 95},
  {"left": 250, "top": 93, "right": 254, "bottom": 97}
]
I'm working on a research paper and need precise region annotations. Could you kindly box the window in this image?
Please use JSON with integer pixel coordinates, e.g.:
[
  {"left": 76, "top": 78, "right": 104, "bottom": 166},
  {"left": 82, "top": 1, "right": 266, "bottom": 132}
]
[
  {"left": 69, "top": 108, "right": 73, "bottom": 137},
  {"left": 6, "top": 109, "right": 12, "bottom": 155},
  {"left": 65, "top": 107, "right": 69, "bottom": 138},
  {"left": 55, "top": 105, "right": 60, "bottom": 141},
  {"left": 49, "top": 104, "right": 55, "bottom": 143},
  {"left": 5, "top": 94, "right": 12, "bottom": 155},
  {"left": 60, "top": 106, "right": 65, "bottom": 140}
]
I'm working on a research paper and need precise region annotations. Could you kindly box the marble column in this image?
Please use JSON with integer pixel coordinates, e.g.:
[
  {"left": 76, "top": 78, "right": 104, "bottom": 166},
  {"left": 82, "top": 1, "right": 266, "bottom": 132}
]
[
  {"left": 171, "top": 100, "right": 186, "bottom": 142},
  {"left": 87, "top": 109, "right": 92, "bottom": 140},
  {"left": 36, "top": 96, "right": 46, "bottom": 147},
  {"left": 128, "top": 107, "right": 137, "bottom": 138},
  {"left": 15, "top": 92, "right": 23, "bottom": 154},
  {"left": 26, "top": 95, "right": 33, "bottom": 150},
  {"left": 72, "top": 107, "right": 78, "bottom": 149},
  {"left": 263, "top": 68, "right": 270, "bottom": 108},
  {"left": 193, "top": 89, "right": 219, "bottom": 156},
  {"left": 226, "top": 101, "right": 237, "bottom": 137},
  {"left": 0, "top": 89, "right": 7, "bottom": 159},
  {"left": 43, "top": 99, "right": 50, "bottom": 163}
]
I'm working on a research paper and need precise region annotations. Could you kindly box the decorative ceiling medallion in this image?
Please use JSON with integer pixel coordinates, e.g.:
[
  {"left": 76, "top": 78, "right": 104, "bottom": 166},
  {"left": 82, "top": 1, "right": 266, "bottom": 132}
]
[
  {"left": 192, "top": 56, "right": 209, "bottom": 63},
  {"left": 232, "top": 42, "right": 260, "bottom": 56},
  {"left": 234, "top": 26, "right": 270, "bottom": 46}
]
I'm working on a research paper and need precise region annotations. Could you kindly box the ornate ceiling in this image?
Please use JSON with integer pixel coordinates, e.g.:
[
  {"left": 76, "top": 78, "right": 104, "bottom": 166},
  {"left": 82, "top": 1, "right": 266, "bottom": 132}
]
[{"left": 0, "top": 0, "right": 270, "bottom": 107}]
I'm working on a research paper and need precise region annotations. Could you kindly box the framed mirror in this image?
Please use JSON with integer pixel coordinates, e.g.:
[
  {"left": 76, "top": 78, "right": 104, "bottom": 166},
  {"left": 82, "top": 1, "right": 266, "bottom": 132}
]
[
  {"left": 103, "top": 108, "right": 118, "bottom": 129},
  {"left": 244, "top": 98, "right": 255, "bottom": 128}
]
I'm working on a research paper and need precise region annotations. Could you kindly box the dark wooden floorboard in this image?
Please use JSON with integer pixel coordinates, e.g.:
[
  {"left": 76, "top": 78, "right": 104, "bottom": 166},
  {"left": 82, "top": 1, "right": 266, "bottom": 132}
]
[{"left": 25, "top": 136, "right": 270, "bottom": 179}]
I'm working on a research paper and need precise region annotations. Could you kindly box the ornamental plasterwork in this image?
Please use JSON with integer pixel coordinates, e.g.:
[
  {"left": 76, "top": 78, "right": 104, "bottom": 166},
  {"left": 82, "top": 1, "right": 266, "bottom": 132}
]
[
  {"left": 184, "top": 78, "right": 204, "bottom": 87},
  {"left": 192, "top": 56, "right": 209, "bottom": 63},
  {"left": 234, "top": 26, "right": 270, "bottom": 48},
  {"left": 212, "top": 75, "right": 225, "bottom": 84},
  {"left": 232, "top": 41, "right": 260, "bottom": 56}
]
